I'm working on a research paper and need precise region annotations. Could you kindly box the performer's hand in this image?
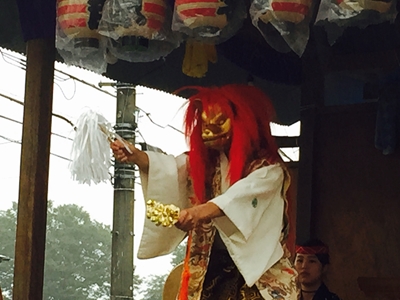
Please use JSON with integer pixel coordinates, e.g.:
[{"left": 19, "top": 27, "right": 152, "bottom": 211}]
[
  {"left": 111, "top": 139, "right": 135, "bottom": 162},
  {"left": 175, "top": 202, "right": 224, "bottom": 232},
  {"left": 110, "top": 139, "right": 149, "bottom": 173}
]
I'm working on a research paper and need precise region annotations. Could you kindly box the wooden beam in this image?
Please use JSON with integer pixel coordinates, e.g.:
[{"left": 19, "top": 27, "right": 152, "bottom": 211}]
[
  {"left": 13, "top": 37, "right": 55, "bottom": 300},
  {"left": 274, "top": 136, "right": 299, "bottom": 148},
  {"left": 296, "top": 26, "right": 325, "bottom": 243}
]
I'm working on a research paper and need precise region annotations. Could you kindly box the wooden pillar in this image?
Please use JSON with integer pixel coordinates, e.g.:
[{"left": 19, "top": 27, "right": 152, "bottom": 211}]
[
  {"left": 12, "top": 37, "right": 55, "bottom": 300},
  {"left": 296, "top": 26, "right": 324, "bottom": 243}
]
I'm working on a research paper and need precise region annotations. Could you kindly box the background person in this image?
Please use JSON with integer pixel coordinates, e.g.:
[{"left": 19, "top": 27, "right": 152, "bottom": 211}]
[{"left": 294, "top": 239, "right": 342, "bottom": 300}]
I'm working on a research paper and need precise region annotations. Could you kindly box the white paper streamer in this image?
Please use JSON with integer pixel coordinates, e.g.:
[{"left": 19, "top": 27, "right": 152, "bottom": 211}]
[{"left": 69, "top": 109, "right": 125, "bottom": 185}]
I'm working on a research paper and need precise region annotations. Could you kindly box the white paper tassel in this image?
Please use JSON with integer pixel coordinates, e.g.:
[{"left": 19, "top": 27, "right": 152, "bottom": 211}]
[{"left": 69, "top": 109, "right": 114, "bottom": 185}]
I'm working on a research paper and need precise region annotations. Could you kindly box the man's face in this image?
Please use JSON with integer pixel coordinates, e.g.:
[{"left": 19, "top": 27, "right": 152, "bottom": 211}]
[
  {"left": 294, "top": 254, "right": 325, "bottom": 287},
  {"left": 201, "top": 103, "right": 232, "bottom": 150}
]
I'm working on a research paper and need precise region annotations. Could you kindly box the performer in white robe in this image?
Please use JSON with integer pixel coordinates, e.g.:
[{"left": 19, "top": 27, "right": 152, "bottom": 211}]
[{"left": 112, "top": 84, "right": 297, "bottom": 300}]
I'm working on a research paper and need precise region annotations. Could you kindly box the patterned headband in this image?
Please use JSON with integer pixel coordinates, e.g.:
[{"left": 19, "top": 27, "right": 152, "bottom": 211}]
[{"left": 295, "top": 245, "right": 329, "bottom": 255}]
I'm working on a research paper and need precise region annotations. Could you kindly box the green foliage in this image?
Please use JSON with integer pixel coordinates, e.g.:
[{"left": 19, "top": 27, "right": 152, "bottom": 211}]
[
  {"left": 43, "top": 202, "right": 112, "bottom": 300},
  {"left": 0, "top": 202, "right": 17, "bottom": 300},
  {"left": 170, "top": 240, "right": 187, "bottom": 268},
  {"left": 140, "top": 239, "right": 187, "bottom": 300},
  {"left": 133, "top": 273, "right": 143, "bottom": 298},
  {"left": 0, "top": 201, "right": 141, "bottom": 300},
  {"left": 141, "top": 273, "right": 167, "bottom": 300}
]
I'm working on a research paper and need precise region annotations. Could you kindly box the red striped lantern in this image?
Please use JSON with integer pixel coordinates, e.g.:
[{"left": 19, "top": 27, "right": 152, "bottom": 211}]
[
  {"left": 141, "top": 0, "right": 167, "bottom": 32},
  {"left": 57, "top": 0, "right": 104, "bottom": 48},
  {"left": 260, "top": 0, "right": 312, "bottom": 24},
  {"left": 175, "top": 0, "right": 229, "bottom": 30},
  {"left": 107, "top": 0, "right": 168, "bottom": 41}
]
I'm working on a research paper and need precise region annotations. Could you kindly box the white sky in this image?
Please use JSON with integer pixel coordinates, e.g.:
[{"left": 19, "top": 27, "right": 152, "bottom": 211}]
[
  {"left": 0, "top": 48, "right": 188, "bottom": 279},
  {"left": 0, "top": 47, "right": 299, "bottom": 286}
]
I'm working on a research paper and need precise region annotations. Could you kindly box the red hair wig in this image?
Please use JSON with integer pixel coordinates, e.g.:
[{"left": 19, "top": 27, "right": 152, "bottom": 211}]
[{"left": 175, "top": 84, "right": 280, "bottom": 203}]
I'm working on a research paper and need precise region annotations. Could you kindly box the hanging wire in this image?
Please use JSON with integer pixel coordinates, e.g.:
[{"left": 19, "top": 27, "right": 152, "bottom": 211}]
[
  {"left": 0, "top": 114, "right": 74, "bottom": 142},
  {"left": 0, "top": 48, "right": 116, "bottom": 100},
  {"left": 0, "top": 92, "right": 75, "bottom": 128},
  {"left": 53, "top": 71, "right": 77, "bottom": 100},
  {"left": 137, "top": 107, "right": 184, "bottom": 134},
  {"left": 136, "top": 130, "right": 147, "bottom": 145},
  {"left": 56, "top": 68, "right": 115, "bottom": 98},
  {"left": 0, "top": 49, "right": 26, "bottom": 70},
  {"left": 1, "top": 90, "right": 181, "bottom": 145},
  {"left": 54, "top": 79, "right": 77, "bottom": 101},
  {"left": 1, "top": 50, "right": 181, "bottom": 136},
  {"left": 0, "top": 50, "right": 191, "bottom": 177},
  {"left": 0, "top": 134, "right": 71, "bottom": 161},
  {"left": 0, "top": 134, "right": 20, "bottom": 144},
  {"left": 0, "top": 114, "right": 20, "bottom": 124}
]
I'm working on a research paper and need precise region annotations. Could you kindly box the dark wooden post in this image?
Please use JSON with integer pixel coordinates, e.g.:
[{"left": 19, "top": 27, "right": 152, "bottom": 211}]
[
  {"left": 296, "top": 25, "right": 324, "bottom": 243},
  {"left": 12, "top": 37, "right": 55, "bottom": 300}
]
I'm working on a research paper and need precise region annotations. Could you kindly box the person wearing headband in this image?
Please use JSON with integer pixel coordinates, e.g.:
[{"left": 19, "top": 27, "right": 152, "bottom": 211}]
[{"left": 294, "top": 239, "right": 341, "bottom": 300}]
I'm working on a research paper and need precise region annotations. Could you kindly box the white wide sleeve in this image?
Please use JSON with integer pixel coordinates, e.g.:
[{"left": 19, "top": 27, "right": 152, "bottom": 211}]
[
  {"left": 137, "top": 151, "right": 189, "bottom": 259},
  {"left": 210, "top": 163, "right": 285, "bottom": 286}
]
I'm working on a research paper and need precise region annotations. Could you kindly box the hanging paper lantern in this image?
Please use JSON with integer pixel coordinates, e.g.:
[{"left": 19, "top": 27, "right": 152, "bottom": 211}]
[
  {"left": 98, "top": 0, "right": 182, "bottom": 63},
  {"left": 251, "top": 0, "right": 312, "bottom": 25},
  {"left": 56, "top": 0, "right": 108, "bottom": 73},
  {"left": 314, "top": 0, "right": 397, "bottom": 48},
  {"left": 104, "top": 0, "right": 168, "bottom": 42},
  {"left": 174, "top": 0, "right": 229, "bottom": 33},
  {"left": 172, "top": 0, "right": 245, "bottom": 42},
  {"left": 249, "top": 0, "right": 313, "bottom": 56},
  {"left": 269, "top": 0, "right": 311, "bottom": 23},
  {"left": 171, "top": 0, "right": 246, "bottom": 78},
  {"left": 57, "top": 0, "right": 105, "bottom": 48},
  {"left": 141, "top": 0, "right": 167, "bottom": 35}
]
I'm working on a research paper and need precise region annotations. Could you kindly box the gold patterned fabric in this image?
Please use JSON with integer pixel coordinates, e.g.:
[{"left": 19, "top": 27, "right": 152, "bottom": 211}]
[
  {"left": 200, "top": 249, "right": 264, "bottom": 300},
  {"left": 181, "top": 153, "right": 297, "bottom": 300},
  {"left": 256, "top": 251, "right": 297, "bottom": 300},
  {"left": 185, "top": 221, "right": 217, "bottom": 299},
  {"left": 194, "top": 245, "right": 297, "bottom": 300}
]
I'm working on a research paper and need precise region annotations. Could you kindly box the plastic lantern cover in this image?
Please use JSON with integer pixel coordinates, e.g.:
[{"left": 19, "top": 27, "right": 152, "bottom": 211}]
[
  {"left": 56, "top": 0, "right": 108, "bottom": 74},
  {"left": 315, "top": 0, "right": 398, "bottom": 45},
  {"left": 171, "top": 0, "right": 247, "bottom": 44},
  {"left": 98, "top": 0, "right": 182, "bottom": 62},
  {"left": 250, "top": 0, "right": 313, "bottom": 56}
]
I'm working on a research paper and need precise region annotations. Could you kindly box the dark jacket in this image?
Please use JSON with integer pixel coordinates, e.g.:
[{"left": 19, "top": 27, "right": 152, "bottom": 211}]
[
  {"left": 313, "top": 283, "right": 341, "bottom": 300},
  {"left": 300, "top": 283, "right": 341, "bottom": 300}
]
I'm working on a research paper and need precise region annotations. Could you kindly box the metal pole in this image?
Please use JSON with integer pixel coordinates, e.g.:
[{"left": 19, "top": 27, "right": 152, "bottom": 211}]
[{"left": 111, "top": 83, "right": 136, "bottom": 300}]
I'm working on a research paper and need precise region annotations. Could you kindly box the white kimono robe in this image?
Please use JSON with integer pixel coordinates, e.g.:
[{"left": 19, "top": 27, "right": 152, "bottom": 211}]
[{"left": 138, "top": 151, "right": 296, "bottom": 299}]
